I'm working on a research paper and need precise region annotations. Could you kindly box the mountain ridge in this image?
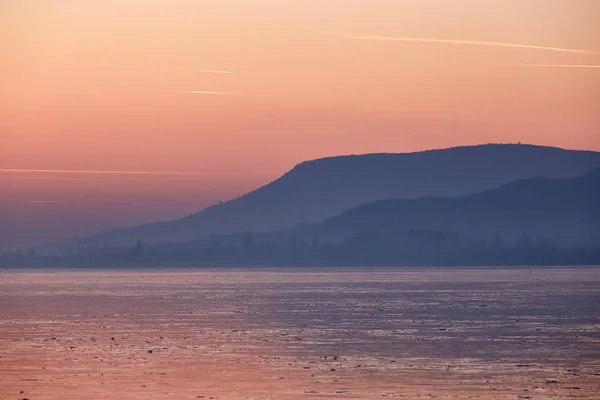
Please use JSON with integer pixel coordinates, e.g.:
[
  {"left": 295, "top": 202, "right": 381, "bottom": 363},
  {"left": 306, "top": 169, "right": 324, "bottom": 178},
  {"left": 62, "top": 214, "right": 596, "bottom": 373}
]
[
  {"left": 310, "top": 166, "right": 600, "bottom": 246},
  {"left": 40, "top": 143, "right": 600, "bottom": 254}
]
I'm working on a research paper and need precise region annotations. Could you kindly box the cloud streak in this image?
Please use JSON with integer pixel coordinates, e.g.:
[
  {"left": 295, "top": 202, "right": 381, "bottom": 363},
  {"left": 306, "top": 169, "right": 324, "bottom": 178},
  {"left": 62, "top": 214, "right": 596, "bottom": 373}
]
[
  {"left": 9, "top": 176, "right": 98, "bottom": 182},
  {"left": 27, "top": 200, "right": 84, "bottom": 204},
  {"left": 171, "top": 67, "right": 234, "bottom": 74},
  {"left": 179, "top": 90, "right": 233, "bottom": 95},
  {"left": 493, "top": 63, "right": 600, "bottom": 69},
  {"left": 335, "top": 33, "right": 600, "bottom": 55},
  {"left": 0, "top": 168, "right": 225, "bottom": 176}
]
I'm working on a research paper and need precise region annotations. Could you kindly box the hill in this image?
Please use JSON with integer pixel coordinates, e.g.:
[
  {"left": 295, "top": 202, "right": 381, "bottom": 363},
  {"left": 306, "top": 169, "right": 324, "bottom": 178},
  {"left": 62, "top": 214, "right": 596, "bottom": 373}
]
[
  {"left": 43, "top": 143, "right": 600, "bottom": 253},
  {"left": 10, "top": 167, "right": 600, "bottom": 267},
  {"left": 310, "top": 166, "right": 600, "bottom": 247}
]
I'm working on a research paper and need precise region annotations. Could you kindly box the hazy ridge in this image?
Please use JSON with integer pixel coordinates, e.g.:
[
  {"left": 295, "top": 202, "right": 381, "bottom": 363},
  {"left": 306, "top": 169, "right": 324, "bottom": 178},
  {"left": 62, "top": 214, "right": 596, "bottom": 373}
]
[{"left": 38, "top": 143, "right": 600, "bottom": 254}]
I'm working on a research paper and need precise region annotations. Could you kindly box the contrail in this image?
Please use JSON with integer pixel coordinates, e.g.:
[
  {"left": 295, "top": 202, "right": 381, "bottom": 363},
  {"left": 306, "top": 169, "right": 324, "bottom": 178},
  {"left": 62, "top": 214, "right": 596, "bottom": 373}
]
[
  {"left": 171, "top": 67, "right": 234, "bottom": 74},
  {"left": 335, "top": 33, "right": 600, "bottom": 55},
  {"left": 179, "top": 90, "right": 233, "bottom": 95},
  {"left": 0, "top": 168, "right": 225, "bottom": 176},
  {"left": 10, "top": 176, "right": 98, "bottom": 181},
  {"left": 494, "top": 63, "right": 600, "bottom": 69},
  {"left": 28, "top": 200, "right": 84, "bottom": 204}
]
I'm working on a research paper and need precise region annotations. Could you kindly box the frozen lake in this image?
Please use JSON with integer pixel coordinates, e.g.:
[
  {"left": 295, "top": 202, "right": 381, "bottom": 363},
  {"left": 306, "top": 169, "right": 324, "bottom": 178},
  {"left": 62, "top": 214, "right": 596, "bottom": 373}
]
[{"left": 1, "top": 267, "right": 599, "bottom": 399}]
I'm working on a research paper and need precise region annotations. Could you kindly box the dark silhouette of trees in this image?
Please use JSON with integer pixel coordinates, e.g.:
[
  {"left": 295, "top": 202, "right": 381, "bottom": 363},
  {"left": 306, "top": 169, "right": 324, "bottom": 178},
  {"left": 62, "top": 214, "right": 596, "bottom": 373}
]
[{"left": 244, "top": 232, "right": 254, "bottom": 257}]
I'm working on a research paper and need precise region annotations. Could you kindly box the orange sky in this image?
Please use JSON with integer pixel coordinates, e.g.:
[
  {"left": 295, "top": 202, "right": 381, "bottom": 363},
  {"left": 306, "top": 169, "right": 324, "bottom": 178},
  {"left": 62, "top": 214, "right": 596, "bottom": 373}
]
[{"left": 1, "top": 0, "right": 599, "bottom": 250}]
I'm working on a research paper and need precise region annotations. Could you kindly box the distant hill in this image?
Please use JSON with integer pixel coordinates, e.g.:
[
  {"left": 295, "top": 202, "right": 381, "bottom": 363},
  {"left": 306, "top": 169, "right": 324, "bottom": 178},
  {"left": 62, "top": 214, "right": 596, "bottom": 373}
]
[
  {"left": 11, "top": 166, "right": 600, "bottom": 267},
  {"left": 309, "top": 166, "right": 600, "bottom": 246},
  {"left": 44, "top": 143, "right": 600, "bottom": 253}
]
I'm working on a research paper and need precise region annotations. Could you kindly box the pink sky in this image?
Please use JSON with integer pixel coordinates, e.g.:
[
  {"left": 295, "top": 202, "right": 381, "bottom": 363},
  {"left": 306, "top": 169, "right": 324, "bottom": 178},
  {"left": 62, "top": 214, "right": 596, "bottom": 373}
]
[{"left": 1, "top": 0, "right": 599, "bottom": 250}]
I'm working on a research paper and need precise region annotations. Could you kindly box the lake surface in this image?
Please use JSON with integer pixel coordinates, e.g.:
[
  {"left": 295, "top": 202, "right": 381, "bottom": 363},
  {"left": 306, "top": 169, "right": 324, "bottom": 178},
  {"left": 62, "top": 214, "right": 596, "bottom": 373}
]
[{"left": 1, "top": 267, "right": 599, "bottom": 399}]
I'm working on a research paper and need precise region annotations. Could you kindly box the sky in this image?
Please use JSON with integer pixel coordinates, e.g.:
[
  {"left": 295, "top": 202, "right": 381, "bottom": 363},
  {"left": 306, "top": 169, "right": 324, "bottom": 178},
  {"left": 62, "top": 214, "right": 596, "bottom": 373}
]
[{"left": 1, "top": 0, "right": 600, "bottom": 251}]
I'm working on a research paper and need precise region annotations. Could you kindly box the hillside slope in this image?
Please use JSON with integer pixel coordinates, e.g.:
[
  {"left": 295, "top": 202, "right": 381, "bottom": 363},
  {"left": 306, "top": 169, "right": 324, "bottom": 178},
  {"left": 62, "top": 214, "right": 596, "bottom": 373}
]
[
  {"left": 46, "top": 143, "right": 600, "bottom": 252},
  {"left": 312, "top": 166, "right": 600, "bottom": 246}
]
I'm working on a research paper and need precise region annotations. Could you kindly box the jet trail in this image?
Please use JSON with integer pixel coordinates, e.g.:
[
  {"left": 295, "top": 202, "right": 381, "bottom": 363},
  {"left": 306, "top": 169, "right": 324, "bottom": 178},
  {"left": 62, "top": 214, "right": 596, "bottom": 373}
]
[
  {"left": 10, "top": 176, "right": 97, "bottom": 181},
  {"left": 28, "top": 200, "right": 83, "bottom": 204},
  {"left": 336, "top": 34, "right": 600, "bottom": 55},
  {"left": 495, "top": 63, "right": 600, "bottom": 68},
  {"left": 171, "top": 68, "right": 235, "bottom": 74},
  {"left": 179, "top": 90, "right": 233, "bottom": 95},
  {"left": 0, "top": 168, "right": 224, "bottom": 176}
]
